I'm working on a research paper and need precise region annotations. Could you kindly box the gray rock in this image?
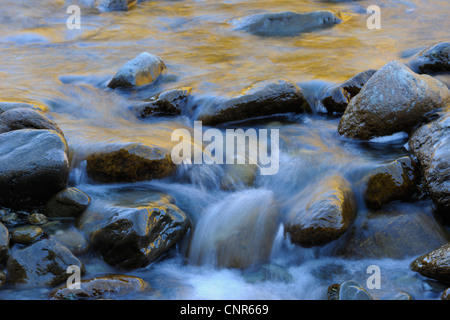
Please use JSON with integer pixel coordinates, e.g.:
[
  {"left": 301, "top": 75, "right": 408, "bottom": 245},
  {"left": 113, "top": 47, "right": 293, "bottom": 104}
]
[
  {"left": 0, "top": 222, "right": 8, "bottom": 263},
  {"left": 6, "top": 237, "right": 84, "bottom": 287},
  {"left": 230, "top": 11, "right": 343, "bottom": 36},
  {"left": 108, "top": 52, "right": 166, "bottom": 89},
  {"left": 0, "top": 129, "right": 69, "bottom": 208},
  {"left": 338, "top": 281, "right": 373, "bottom": 300},
  {"left": 411, "top": 242, "right": 450, "bottom": 283},
  {"left": 338, "top": 61, "right": 450, "bottom": 140},
  {"left": 409, "top": 113, "right": 450, "bottom": 222},
  {"left": 51, "top": 227, "right": 90, "bottom": 256},
  {"left": 199, "top": 79, "right": 311, "bottom": 125},
  {"left": 284, "top": 175, "right": 357, "bottom": 247},
  {"left": 27, "top": 213, "right": 48, "bottom": 225},
  {"left": 0, "top": 101, "right": 48, "bottom": 114},
  {"left": 44, "top": 188, "right": 91, "bottom": 218},
  {"left": 408, "top": 42, "right": 450, "bottom": 75},
  {"left": 136, "top": 87, "right": 193, "bottom": 118},
  {"left": 0, "top": 108, "right": 64, "bottom": 135}
]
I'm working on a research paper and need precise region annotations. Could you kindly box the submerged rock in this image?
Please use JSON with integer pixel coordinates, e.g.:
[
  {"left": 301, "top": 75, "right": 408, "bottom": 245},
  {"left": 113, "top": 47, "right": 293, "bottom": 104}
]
[
  {"left": 78, "top": 197, "right": 190, "bottom": 269},
  {"left": 86, "top": 142, "right": 176, "bottom": 183},
  {"left": 44, "top": 188, "right": 91, "bottom": 218},
  {"left": 199, "top": 79, "right": 311, "bottom": 125},
  {"left": 442, "top": 288, "right": 450, "bottom": 300},
  {"left": 284, "top": 175, "right": 357, "bottom": 247},
  {"left": 364, "top": 156, "right": 419, "bottom": 210},
  {"left": 320, "top": 70, "right": 376, "bottom": 113},
  {"left": 411, "top": 242, "right": 450, "bottom": 283},
  {"left": 51, "top": 227, "right": 90, "bottom": 256},
  {"left": 230, "top": 10, "right": 344, "bottom": 36},
  {"left": 134, "top": 87, "right": 192, "bottom": 117},
  {"left": 338, "top": 61, "right": 450, "bottom": 140},
  {"left": 338, "top": 281, "right": 373, "bottom": 300},
  {"left": 333, "top": 209, "right": 449, "bottom": 259},
  {"left": 108, "top": 52, "right": 166, "bottom": 89},
  {"left": 0, "top": 222, "right": 8, "bottom": 263},
  {"left": 51, "top": 274, "right": 150, "bottom": 300},
  {"left": 27, "top": 213, "right": 48, "bottom": 225},
  {"left": 243, "top": 264, "right": 293, "bottom": 283},
  {"left": 0, "top": 129, "right": 69, "bottom": 208},
  {"left": 409, "top": 113, "right": 450, "bottom": 222},
  {"left": 95, "top": 0, "right": 137, "bottom": 11},
  {"left": 0, "top": 108, "right": 64, "bottom": 135},
  {"left": 0, "top": 101, "right": 48, "bottom": 114},
  {"left": 10, "top": 226, "right": 44, "bottom": 245},
  {"left": 408, "top": 42, "right": 450, "bottom": 75},
  {"left": 6, "top": 237, "right": 84, "bottom": 287}
]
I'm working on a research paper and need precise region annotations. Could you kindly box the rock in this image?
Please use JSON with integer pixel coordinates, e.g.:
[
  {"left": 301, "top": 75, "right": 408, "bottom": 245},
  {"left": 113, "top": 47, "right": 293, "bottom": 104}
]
[
  {"left": 0, "top": 222, "right": 8, "bottom": 263},
  {"left": 284, "top": 175, "right": 357, "bottom": 247},
  {"left": 0, "top": 129, "right": 69, "bottom": 208},
  {"left": 327, "top": 283, "right": 340, "bottom": 300},
  {"left": 320, "top": 70, "right": 376, "bottom": 113},
  {"left": 10, "top": 226, "right": 44, "bottom": 245},
  {"left": 95, "top": 0, "right": 137, "bottom": 11},
  {"left": 243, "top": 264, "right": 293, "bottom": 283},
  {"left": 1, "top": 212, "right": 24, "bottom": 227},
  {"left": 0, "top": 108, "right": 64, "bottom": 135},
  {"left": 27, "top": 213, "right": 48, "bottom": 225},
  {"left": 409, "top": 113, "right": 450, "bottom": 222},
  {"left": 199, "top": 79, "right": 311, "bottom": 126},
  {"left": 136, "top": 87, "right": 192, "bottom": 118},
  {"left": 230, "top": 11, "right": 344, "bottom": 36},
  {"left": 220, "top": 164, "right": 258, "bottom": 191},
  {"left": 86, "top": 142, "right": 176, "bottom": 183},
  {"left": 50, "top": 274, "right": 150, "bottom": 300},
  {"left": 0, "top": 271, "right": 5, "bottom": 288},
  {"left": 333, "top": 209, "right": 449, "bottom": 259},
  {"left": 338, "top": 61, "right": 450, "bottom": 140},
  {"left": 441, "top": 288, "right": 450, "bottom": 300},
  {"left": 78, "top": 197, "right": 190, "bottom": 269},
  {"left": 364, "top": 156, "right": 419, "bottom": 210},
  {"left": 44, "top": 188, "right": 91, "bottom": 218},
  {"left": 52, "top": 227, "right": 90, "bottom": 255},
  {"left": 408, "top": 42, "right": 450, "bottom": 75},
  {"left": 411, "top": 242, "right": 450, "bottom": 283},
  {"left": 6, "top": 237, "right": 84, "bottom": 287},
  {"left": 0, "top": 101, "right": 48, "bottom": 114},
  {"left": 338, "top": 281, "right": 373, "bottom": 300},
  {"left": 108, "top": 52, "right": 166, "bottom": 89}
]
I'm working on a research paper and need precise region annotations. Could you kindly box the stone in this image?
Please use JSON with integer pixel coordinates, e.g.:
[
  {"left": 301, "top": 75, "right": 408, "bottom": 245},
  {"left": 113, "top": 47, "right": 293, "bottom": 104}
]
[
  {"left": 108, "top": 52, "right": 166, "bottom": 89},
  {"left": 10, "top": 226, "right": 44, "bottom": 245},
  {"left": 338, "top": 61, "right": 450, "bottom": 140},
  {"left": 441, "top": 288, "right": 450, "bottom": 300},
  {"left": 338, "top": 281, "right": 373, "bottom": 300},
  {"left": 136, "top": 87, "right": 192, "bottom": 118},
  {"left": 0, "top": 108, "right": 64, "bottom": 135},
  {"left": 27, "top": 213, "right": 48, "bottom": 225},
  {"left": 284, "top": 175, "right": 357, "bottom": 247},
  {"left": 199, "top": 79, "right": 311, "bottom": 126},
  {"left": 0, "top": 101, "right": 48, "bottom": 114},
  {"left": 0, "top": 129, "right": 69, "bottom": 208},
  {"left": 52, "top": 227, "right": 90, "bottom": 256},
  {"left": 408, "top": 42, "right": 450, "bottom": 75},
  {"left": 411, "top": 242, "right": 450, "bottom": 283},
  {"left": 0, "top": 222, "right": 8, "bottom": 263},
  {"left": 95, "top": 0, "right": 137, "bottom": 11},
  {"left": 44, "top": 188, "right": 91, "bottom": 218}
]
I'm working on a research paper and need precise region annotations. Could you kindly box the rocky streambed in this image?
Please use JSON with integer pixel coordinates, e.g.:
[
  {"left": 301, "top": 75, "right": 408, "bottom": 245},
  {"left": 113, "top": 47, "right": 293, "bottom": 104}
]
[{"left": 0, "top": 0, "right": 449, "bottom": 300}]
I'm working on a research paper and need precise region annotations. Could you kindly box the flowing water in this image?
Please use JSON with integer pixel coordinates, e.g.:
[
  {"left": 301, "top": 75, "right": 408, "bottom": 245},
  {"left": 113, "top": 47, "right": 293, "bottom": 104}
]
[{"left": 0, "top": 0, "right": 450, "bottom": 300}]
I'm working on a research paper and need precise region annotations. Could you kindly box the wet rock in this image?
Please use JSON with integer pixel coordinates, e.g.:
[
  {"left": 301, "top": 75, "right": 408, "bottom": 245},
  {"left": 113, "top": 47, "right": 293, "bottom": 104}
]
[
  {"left": 338, "top": 281, "right": 373, "bottom": 300},
  {"left": 0, "top": 129, "right": 69, "bottom": 208},
  {"left": 327, "top": 283, "right": 340, "bottom": 300},
  {"left": 27, "top": 213, "right": 48, "bottom": 225},
  {"left": 230, "top": 11, "right": 344, "bottom": 37},
  {"left": 284, "top": 175, "right": 357, "bottom": 247},
  {"left": 86, "top": 142, "right": 176, "bottom": 183},
  {"left": 108, "top": 52, "right": 166, "bottom": 89},
  {"left": 6, "top": 237, "right": 84, "bottom": 287},
  {"left": 441, "top": 288, "right": 450, "bottom": 300},
  {"left": 220, "top": 164, "right": 258, "bottom": 191},
  {"left": 1, "top": 212, "right": 24, "bottom": 227},
  {"left": 0, "top": 222, "right": 8, "bottom": 263},
  {"left": 0, "top": 108, "right": 64, "bottom": 135},
  {"left": 199, "top": 79, "right": 311, "bottom": 126},
  {"left": 364, "top": 156, "right": 419, "bottom": 210},
  {"left": 0, "top": 101, "right": 48, "bottom": 114},
  {"left": 408, "top": 42, "right": 450, "bottom": 75},
  {"left": 333, "top": 209, "right": 449, "bottom": 259},
  {"left": 136, "top": 87, "right": 193, "bottom": 118},
  {"left": 50, "top": 274, "right": 150, "bottom": 300},
  {"left": 10, "top": 226, "right": 44, "bottom": 245},
  {"left": 409, "top": 113, "right": 450, "bottom": 222},
  {"left": 52, "top": 227, "right": 90, "bottom": 256},
  {"left": 411, "top": 242, "right": 450, "bottom": 283},
  {"left": 320, "top": 70, "right": 376, "bottom": 113},
  {"left": 0, "top": 270, "right": 5, "bottom": 288},
  {"left": 338, "top": 61, "right": 450, "bottom": 140},
  {"left": 95, "top": 0, "right": 137, "bottom": 11},
  {"left": 78, "top": 197, "right": 190, "bottom": 269},
  {"left": 243, "top": 264, "right": 293, "bottom": 283},
  {"left": 44, "top": 188, "right": 91, "bottom": 218}
]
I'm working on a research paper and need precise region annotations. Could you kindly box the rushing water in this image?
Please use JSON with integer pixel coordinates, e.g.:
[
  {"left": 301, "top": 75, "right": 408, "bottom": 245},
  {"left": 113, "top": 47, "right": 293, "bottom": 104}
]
[{"left": 0, "top": 0, "right": 450, "bottom": 300}]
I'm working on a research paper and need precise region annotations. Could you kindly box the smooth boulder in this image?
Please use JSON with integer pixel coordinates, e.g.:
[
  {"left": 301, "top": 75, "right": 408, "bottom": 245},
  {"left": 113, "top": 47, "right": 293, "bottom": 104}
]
[
  {"left": 0, "top": 108, "right": 64, "bottom": 135},
  {"left": 108, "top": 52, "right": 166, "bottom": 89},
  {"left": 409, "top": 113, "right": 450, "bottom": 222},
  {"left": 0, "top": 129, "right": 69, "bottom": 208},
  {"left": 284, "top": 176, "right": 357, "bottom": 247},
  {"left": 44, "top": 187, "right": 91, "bottom": 218},
  {"left": 199, "top": 79, "right": 311, "bottom": 126},
  {"left": 408, "top": 42, "right": 450, "bottom": 75},
  {"left": 338, "top": 61, "right": 450, "bottom": 140},
  {"left": 230, "top": 11, "right": 344, "bottom": 36},
  {"left": 10, "top": 226, "right": 44, "bottom": 245},
  {"left": 135, "top": 87, "right": 192, "bottom": 118},
  {"left": 0, "top": 101, "right": 48, "bottom": 114},
  {"left": 411, "top": 242, "right": 450, "bottom": 283}
]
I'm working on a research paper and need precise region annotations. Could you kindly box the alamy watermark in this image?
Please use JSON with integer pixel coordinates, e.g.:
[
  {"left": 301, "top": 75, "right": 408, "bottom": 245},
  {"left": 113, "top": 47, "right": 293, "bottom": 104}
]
[
  {"left": 66, "top": 5, "right": 81, "bottom": 30},
  {"left": 366, "top": 265, "right": 381, "bottom": 289},
  {"left": 171, "top": 121, "right": 280, "bottom": 175},
  {"left": 367, "top": 5, "right": 381, "bottom": 30}
]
